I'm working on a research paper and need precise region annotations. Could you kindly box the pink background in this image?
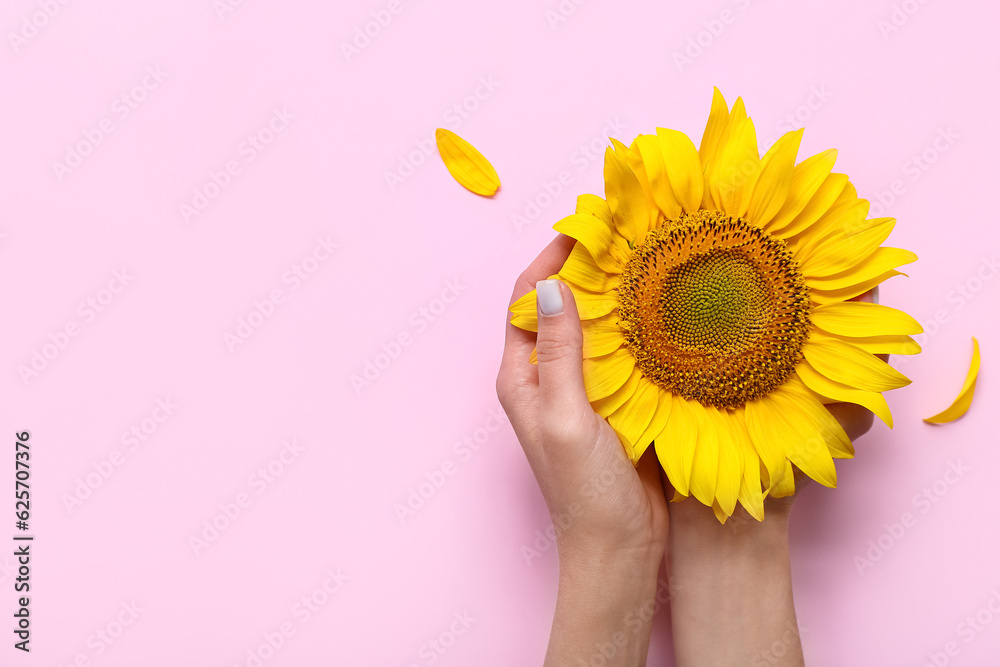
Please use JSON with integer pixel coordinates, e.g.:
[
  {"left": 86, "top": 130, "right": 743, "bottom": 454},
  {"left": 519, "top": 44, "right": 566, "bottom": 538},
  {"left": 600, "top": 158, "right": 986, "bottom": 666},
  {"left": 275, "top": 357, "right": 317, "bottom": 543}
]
[{"left": 1, "top": 0, "right": 997, "bottom": 664}]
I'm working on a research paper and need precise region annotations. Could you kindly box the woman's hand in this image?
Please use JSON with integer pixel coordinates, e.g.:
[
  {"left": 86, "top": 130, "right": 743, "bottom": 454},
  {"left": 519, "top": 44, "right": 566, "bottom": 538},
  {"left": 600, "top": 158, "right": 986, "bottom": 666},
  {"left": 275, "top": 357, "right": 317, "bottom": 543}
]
[{"left": 497, "top": 235, "right": 668, "bottom": 667}]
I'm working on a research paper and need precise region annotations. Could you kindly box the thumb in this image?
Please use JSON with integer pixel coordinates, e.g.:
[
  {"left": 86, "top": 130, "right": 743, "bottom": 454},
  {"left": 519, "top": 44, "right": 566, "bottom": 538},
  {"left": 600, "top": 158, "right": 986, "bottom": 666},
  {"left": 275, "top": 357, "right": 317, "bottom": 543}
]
[{"left": 535, "top": 279, "right": 590, "bottom": 416}]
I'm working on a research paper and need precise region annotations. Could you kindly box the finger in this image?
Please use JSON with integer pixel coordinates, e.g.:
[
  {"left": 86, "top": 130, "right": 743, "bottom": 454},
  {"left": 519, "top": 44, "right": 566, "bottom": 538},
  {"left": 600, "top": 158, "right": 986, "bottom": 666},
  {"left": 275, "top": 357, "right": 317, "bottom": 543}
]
[
  {"left": 500, "top": 234, "right": 575, "bottom": 370},
  {"left": 826, "top": 401, "right": 875, "bottom": 441},
  {"left": 536, "top": 279, "right": 591, "bottom": 417}
]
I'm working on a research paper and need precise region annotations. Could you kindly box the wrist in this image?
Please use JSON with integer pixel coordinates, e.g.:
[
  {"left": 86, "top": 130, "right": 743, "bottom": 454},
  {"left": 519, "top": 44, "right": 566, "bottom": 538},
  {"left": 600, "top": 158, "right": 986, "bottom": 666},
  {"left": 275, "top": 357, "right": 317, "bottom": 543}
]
[{"left": 546, "top": 545, "right": 666, "bottom": 667}]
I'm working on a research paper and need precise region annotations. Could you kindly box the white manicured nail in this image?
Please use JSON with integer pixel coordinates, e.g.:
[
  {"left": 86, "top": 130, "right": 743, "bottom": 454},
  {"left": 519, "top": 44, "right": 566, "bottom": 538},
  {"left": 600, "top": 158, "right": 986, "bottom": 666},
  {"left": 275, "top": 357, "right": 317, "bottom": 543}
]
[{"left": 537, "top": 280, "right": 564, "bottom": 316}]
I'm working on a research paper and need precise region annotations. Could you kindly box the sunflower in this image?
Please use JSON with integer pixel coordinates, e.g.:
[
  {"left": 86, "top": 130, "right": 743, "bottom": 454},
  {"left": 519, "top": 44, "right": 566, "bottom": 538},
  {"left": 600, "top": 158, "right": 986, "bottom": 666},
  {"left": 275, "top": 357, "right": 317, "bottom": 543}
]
[{"left": 510, "top": 89, "right": 922, "bottom": 522}]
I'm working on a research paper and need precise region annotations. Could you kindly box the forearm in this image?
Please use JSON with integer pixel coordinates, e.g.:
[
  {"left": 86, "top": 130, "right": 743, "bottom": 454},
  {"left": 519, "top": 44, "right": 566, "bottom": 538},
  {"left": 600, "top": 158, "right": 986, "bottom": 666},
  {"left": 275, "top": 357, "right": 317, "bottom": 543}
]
[
  {"left": 545, "top": 545, "right": 665, "bottom": 667},
  {"left": 667, "top": 501, "right": 804, "bottom": 667}
]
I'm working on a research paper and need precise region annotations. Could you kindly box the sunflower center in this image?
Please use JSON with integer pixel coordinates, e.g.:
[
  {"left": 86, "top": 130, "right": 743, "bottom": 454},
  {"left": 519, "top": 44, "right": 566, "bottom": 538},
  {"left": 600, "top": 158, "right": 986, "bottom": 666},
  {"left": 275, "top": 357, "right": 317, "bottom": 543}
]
[{"left": 617, "top": 210, "right": 811, "bottom": 409}]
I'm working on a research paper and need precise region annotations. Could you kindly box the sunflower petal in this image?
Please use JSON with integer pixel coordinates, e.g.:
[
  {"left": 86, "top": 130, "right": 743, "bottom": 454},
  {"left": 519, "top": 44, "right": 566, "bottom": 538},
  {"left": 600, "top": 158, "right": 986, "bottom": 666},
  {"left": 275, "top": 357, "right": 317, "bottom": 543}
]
[
  {"left": 558, "top": 242, "right": 621, "bottom": 294},
  {"left": 924, "top": 337, "right": 981, "bottom": 424},
  {"left": 732, "top": 411, "right": 765, "bottom": 520},
  {"left": 799, "top": 211, "right": 898, "bottom": 278},
  {"left": 656, "top": 395, "right": 697, "bottom": 497},
  {"left": 636, "top": 390, "right": 672, "bottom": 459},
  {"left": 770, "top": 460, "right": 797, "bottom": 498},
  {"left": 743, "top": 400, "right": 789, "bottom": 491},
  {"left": 657, "top": 128, "right": 704, "bottom": 213},
  {"left": 576, "top": 194, "right": 613, "bottom": 225},
  {"left": 819, "top": 332, "right": 922, "bottom": 356},
  {"left": 795, "top": 362, "right": 894, "bottom": 427},
  {"left": 509, "top": 290, "right": 538, "bottom": 331},
  {"left": 435, "top": 128, "right": 500, "bottom": 196},
  {"left": 608, "top": 378, "right": 659, "bottom": 458},
  {"left": 591, "top": 368, "right": 642, "bottom": 418},
  {"left": 553, "top": 213, "right": 625, "bottom": 274},
  {"left": 709, "top": 408, "right": 742, "bottom": 518},
  {"left": 635, "top": 134, "right": 682, "bottom": 219},
  {"left": 808, "top": 246, "right": 917, "bottom": 289},
  {"left": 687, "top": 401, "right": 719, "bottom": 507},
  {"left": 764, "top": 149, "right": 838, "bottom": 231},
  {"left": 761, "top": 389, "right": 838, "bottom": 488},
  {"left": 605, "top": 147, "right": 652, "bottom": 245},
  {"left": 581, "top": 314, "right": 625, "bottom": 358},
  {"left": 768, "top": 173, "right": 849, "bottom": 238},
  {"left": 746, "top": 129, "right": 803, "bottom": 227},
  {"left": 714, "top": 118, "right": 761, "bottom": 218},
  {"left": 778, "top": 380, "right": 854, "bottom": 459},
  {"left": 698, "top": 87, "right": 730, "bottom": 166},
  {"left": 811, "top": 302, "right": 924, "bottom": 338},
  {"left": 803, "top": 337, "right": 911, "bottom": 392},
  {"left": 582, "top": 348, "right": 635, "bottom": 401}
]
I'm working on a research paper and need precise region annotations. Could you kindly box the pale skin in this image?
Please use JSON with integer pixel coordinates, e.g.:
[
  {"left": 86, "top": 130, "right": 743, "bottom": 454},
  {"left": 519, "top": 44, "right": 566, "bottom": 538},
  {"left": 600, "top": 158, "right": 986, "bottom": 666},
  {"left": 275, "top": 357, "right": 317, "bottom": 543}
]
[{"left": 496, "top": 234, "right": 878, "bottom": 666}]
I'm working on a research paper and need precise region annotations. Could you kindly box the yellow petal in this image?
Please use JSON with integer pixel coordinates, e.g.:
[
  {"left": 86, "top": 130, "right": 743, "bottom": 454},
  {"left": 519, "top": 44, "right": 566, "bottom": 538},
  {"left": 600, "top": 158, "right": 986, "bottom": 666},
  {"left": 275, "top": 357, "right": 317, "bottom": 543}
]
[
  {"left": 656, "top": 128, "right": 704, "bottom": 213},
  {"left": 636, "top": 390, "right": 672, "bottom": 459},
  {"left": 553, "top": 213, "right": 625, "bottom": 274},
  {"left": 591, "top": 368, "right": 642, "bottom": 418},
  {"left": 732, "top": 411, "right": 765, "bottom": 521},
  {"left": 745, "top": 397, "right": 794, "bottom": 489},
  {"left": 768, "top": 173, "right": 849, "bottom": 238},
  {"left": 582, "top": 348, "right": 635, "bottom": 401},
  {"left": 656, "top": 395, "right": 697, "bottom": 497},
  {"left": 802, "top": 337, "right": 912, "bottom": 392},
  {"left": 576, "top": 194, "right": 613, "bottom": 225},
  {"left": 778, "top": 380, "right": 854, "bottom": 459},
  {"left": 764, "top": 149, "right": 838, "bottom": 231},
  {"left": 795, "top": 361, "right": 894, "bottom": 428},
  {"left": 714, "top": 118, "right": 761, "bottom": 218},
  {"left": 608, "top": 378, "right": 659, "bottom": 457},
  {"left": 509, "top": 290, "right": 538, "bottom": 332},
  {"left": 806, "top": 247, "right": 917, "bottom": 293},
  {"left": 581, "top": 314, "right": 625, "bottom": 358},
  {"left": 811, "top": 302, "right": 923, "bottom": 338},
  {"left": 687, "top": 401, "right": 719, "bottom": 507},
  {"left": 799, "top": 212, "right": 897, "bottom": 279},
  {"left": 635, "top": 134, "right": 683, "bottom": 219},
  {"left": 558, "top": 242, "right": 621, "bottom": 294},
  {"left": 709, "top": 408, "right": 742, "bottom": 518},
  {"left": 760, "top": 390, "right": 838, "bottom": 488},
  {"left": 435, "top": 128, "right": 500, "bottom": 196},
  {"left": 746, "top": 129, "right": 802, "bottom": 227},
  {"left": 604, "top": 147, "right": 652, "bottom": 245},
  {"left": 818, "top": 332, "right": 922, "bottom": 356},
  {"left": 698, "top": 87, "right": 730, "bottom": 166},
  {"left": 770, "top": 460, "right": 797, "bottom": 498},
  {"left": 924, "top": 337, "right": 981, "bottom": 424}
]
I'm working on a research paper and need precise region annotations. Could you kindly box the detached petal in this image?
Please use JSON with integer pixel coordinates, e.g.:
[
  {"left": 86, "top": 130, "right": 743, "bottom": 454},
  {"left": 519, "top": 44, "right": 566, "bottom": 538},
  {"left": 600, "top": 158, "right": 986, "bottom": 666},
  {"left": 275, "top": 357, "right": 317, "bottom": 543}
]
[
  {"left": 435, "top": 129, "right": 500, "bottom": 196},
  {"left": 924, "top": 338, "right": 981, "bottom": 424}
]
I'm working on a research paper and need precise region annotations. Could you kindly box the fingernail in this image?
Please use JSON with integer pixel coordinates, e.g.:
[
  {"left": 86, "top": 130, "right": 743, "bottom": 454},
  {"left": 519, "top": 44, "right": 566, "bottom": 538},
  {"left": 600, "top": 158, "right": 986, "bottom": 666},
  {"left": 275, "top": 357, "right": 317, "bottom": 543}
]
[
  {"left": 537, "top": 280, "right": 564, "bottom": 316},
  {"left": 872, "top": 287, "right": 880, "bottom": 305}
]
